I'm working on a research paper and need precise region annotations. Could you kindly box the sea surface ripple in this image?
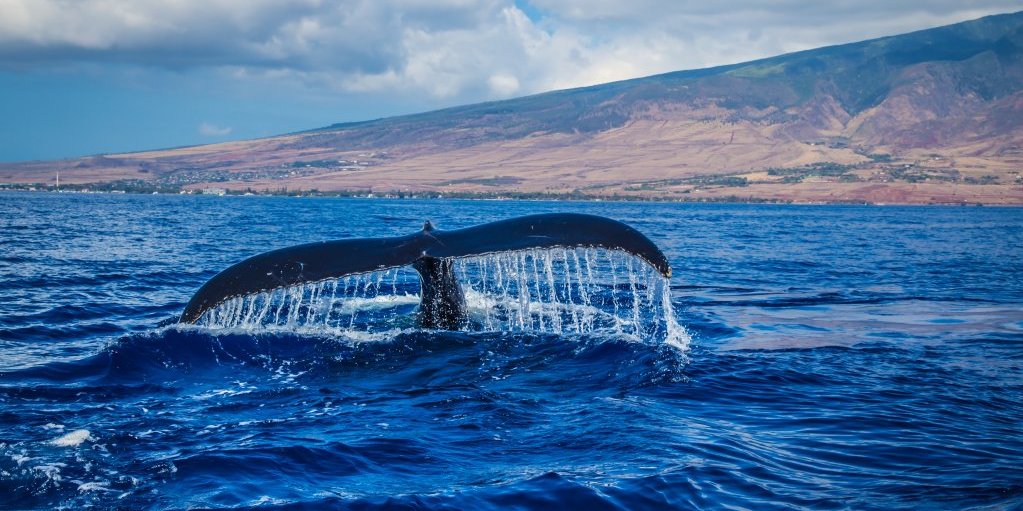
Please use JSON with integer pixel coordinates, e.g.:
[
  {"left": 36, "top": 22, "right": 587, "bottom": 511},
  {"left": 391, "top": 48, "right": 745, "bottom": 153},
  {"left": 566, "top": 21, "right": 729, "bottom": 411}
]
[{"left": 1, "top": 193, "right": 1021, "bottom": 510}]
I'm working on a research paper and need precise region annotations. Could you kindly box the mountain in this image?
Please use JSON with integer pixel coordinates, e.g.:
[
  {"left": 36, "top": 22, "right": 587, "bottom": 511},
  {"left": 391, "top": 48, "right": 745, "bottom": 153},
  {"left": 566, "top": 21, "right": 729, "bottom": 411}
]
[{"left": 3, "top": 11, "right": 1023, "bottom": 204}]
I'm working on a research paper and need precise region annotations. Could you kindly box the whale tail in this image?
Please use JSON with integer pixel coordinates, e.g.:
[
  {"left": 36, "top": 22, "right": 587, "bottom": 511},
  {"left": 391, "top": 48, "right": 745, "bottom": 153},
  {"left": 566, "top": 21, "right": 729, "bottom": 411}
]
[{"left": 179, "top": 213, "right": 671, "bottom": 329}]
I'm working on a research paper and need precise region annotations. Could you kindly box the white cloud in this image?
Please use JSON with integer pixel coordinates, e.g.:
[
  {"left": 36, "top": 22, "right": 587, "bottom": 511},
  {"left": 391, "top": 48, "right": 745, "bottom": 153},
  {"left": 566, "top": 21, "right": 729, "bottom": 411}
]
[
  {"left": 198, "top": 122, "right": 232, "bottom": 137},
  {"left": 0, "top": 0, "right": 1018, "bottom": 106},
  {"left": 488, "top": 73, "right": 521, "bottom": 97}
]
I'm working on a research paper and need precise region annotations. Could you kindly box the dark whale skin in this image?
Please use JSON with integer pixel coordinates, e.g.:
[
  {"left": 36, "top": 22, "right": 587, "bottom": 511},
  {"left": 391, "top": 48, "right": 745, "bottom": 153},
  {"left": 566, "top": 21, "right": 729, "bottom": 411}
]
[{"left": 179, "top": 213, "right": 670, "bottom": 327}]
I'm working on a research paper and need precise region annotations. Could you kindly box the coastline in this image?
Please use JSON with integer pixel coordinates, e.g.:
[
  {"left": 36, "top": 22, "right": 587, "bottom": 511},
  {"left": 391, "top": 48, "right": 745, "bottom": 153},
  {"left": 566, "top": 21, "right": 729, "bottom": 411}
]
[{"left": 3, "top": 187, "right": 1017, "bottom": 206}]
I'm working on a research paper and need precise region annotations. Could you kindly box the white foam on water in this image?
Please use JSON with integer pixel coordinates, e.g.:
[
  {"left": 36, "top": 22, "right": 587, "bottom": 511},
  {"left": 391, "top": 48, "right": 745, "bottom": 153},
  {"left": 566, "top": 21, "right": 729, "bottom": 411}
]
[
  {"left": 333, "top": 293, "right": 420, "bottom": 313},
  {"left": 50, "top": 429, "right": 93, "bottom": 447},
  {"left": 251, "top": 495, "right": 290, "bottom": 506},
  {"left": 192, "top": 388, "right": 254, "bottom": 401},
  {"left": 78, "top": 481, "right": 114, "bottom": 492},
  {"left": 32, "top": 463, "right": 65, "bottom": 480}
]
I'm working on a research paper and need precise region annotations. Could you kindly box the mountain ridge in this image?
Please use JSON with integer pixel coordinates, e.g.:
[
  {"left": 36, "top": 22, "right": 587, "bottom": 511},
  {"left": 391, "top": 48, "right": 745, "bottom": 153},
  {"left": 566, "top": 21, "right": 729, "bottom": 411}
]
[{"left": 3, "top": 11, "right": 1022, "bottom": 204}]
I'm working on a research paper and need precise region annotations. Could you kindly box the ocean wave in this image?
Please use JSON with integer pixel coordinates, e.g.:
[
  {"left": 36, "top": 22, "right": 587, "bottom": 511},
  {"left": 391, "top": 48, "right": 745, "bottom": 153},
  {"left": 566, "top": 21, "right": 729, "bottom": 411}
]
[{"left": 1, "top": 327, "right": 689, "bottom": 387}]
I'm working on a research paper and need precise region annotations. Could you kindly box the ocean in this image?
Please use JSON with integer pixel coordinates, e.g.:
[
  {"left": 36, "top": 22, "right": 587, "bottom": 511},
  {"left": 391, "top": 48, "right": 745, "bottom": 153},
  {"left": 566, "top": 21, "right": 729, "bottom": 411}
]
[{"left": 1, "top": 192, "right": 1021, "bottom": 509}]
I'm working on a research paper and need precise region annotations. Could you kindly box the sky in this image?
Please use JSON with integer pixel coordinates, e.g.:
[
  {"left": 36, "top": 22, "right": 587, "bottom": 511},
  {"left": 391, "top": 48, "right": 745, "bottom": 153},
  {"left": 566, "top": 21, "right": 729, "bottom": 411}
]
[{"left": 0, "top": 0, "right": 1019, "bottom": 162}]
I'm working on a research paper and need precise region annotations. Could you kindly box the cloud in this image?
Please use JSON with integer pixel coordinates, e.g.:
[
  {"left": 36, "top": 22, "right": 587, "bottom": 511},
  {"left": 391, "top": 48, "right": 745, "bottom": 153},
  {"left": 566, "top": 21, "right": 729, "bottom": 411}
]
[
  {"left": 0, "top": 0, "right": 1019, "bottom": 106},
  {"left": 198, "top": 122, "right": 232, "bottom": 137},
  {"left": 488, "top": 73, "right": 521, "bottom": 97}
]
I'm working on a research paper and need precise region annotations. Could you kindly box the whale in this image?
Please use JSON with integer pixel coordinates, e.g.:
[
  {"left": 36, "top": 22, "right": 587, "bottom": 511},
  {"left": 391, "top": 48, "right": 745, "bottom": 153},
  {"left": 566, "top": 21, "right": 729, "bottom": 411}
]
[{"left": 179, "top": 213, "right": 671, "bottom": 329}]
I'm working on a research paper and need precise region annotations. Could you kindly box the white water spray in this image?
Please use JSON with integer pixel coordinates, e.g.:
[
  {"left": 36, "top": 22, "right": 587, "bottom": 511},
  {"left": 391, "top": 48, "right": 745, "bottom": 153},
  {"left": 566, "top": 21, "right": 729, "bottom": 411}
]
[{"left": 194, "top": 248, "right": 688, "bottom": 349}]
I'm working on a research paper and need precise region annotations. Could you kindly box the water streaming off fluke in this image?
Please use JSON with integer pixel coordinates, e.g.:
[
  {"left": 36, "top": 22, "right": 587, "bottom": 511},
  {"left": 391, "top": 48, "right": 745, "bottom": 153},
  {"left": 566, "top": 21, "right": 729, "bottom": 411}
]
[{"left": 193, "top": 248, "right": 687, "bottom": 349}]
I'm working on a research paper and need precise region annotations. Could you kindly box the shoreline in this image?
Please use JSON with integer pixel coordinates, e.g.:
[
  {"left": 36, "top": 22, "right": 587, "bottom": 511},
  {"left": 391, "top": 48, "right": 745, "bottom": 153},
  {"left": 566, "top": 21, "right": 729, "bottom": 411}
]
[{"left": 2, "top": 187, "right": 1016, "bottom": 207}]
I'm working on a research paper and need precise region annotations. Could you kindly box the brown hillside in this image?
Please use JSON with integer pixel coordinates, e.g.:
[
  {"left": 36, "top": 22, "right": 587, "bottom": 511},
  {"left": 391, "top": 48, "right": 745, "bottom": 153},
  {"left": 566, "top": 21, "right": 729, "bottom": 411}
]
[{"left": 3, "top": 11, "right": 1022, "bottom": 204}]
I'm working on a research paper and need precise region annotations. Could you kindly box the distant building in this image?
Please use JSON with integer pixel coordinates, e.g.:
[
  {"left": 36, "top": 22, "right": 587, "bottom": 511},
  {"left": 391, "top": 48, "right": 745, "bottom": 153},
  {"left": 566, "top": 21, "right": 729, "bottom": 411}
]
[{"left": 202, "top": 188, "right": 227, "bottom": 196}]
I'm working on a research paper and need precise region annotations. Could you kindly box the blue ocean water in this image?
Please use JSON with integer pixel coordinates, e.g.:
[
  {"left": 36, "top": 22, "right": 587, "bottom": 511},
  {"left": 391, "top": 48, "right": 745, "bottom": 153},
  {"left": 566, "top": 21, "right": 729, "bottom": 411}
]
[{"left": 1, "top": 192, "right": 1022, "bottom": 510}]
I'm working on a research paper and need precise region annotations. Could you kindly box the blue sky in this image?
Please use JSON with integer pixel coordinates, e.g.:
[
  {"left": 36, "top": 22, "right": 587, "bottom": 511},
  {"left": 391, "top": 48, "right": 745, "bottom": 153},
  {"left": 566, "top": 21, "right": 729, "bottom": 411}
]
[{"left": 0, "top": 0, "right": 1018, "bottom": 162}]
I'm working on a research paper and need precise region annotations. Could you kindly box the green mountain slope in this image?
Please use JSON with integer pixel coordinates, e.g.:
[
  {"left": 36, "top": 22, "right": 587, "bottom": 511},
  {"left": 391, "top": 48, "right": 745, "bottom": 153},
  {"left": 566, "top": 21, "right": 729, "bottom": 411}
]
[{"left": 298, "top": 10, "right": 1022, "bottom": 150}]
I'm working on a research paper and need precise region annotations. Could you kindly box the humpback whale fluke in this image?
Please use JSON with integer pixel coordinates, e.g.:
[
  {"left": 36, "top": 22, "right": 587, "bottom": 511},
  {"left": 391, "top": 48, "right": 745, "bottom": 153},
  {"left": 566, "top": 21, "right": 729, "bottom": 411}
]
[{"left": 179, "top": 213, "right": 671, "bottom": 328}]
